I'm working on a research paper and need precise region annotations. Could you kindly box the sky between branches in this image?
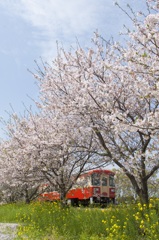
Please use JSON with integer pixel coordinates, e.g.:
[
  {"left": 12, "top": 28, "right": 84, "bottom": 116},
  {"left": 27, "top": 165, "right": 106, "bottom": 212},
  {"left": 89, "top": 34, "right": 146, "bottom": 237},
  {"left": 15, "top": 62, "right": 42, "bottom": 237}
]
[{"left": 0, "top": 0, "right": 146, "bottom": 139}]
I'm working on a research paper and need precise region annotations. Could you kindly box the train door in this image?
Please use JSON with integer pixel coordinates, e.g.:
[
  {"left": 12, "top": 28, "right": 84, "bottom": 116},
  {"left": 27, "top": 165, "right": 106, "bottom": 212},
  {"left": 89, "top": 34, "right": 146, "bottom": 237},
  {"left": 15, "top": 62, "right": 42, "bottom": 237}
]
[
  {"left": 109, "top": 174, "right": 115, "bottom": 203},
  {"left": 100, "top": 173, "right": 109, "bottom": 198}
]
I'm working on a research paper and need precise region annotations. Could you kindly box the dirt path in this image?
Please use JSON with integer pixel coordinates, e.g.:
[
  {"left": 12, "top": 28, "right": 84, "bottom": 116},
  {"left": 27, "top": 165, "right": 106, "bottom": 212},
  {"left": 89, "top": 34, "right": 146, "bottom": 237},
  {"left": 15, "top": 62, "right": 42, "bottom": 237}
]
[{"left": 0, "top": 223, "right": 19, "bottom": 240}]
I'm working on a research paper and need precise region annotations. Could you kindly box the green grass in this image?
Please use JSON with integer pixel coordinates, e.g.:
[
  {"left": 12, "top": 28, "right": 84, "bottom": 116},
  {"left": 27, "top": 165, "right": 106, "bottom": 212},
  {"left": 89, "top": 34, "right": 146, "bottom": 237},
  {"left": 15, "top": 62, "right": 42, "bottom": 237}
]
[
  {"left": 0, "top": 200, "right": 159, "bottom": 240},
  {"left": 0, "top": 202, "right": 28, "bottom": 223}
]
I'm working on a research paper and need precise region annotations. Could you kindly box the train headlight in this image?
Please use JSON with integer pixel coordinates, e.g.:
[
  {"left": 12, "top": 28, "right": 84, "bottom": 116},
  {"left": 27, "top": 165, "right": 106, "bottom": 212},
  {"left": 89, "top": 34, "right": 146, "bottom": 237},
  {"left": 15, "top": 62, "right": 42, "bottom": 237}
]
[{"left": 110, "top": 188, "right": 115, "bottom": 193}]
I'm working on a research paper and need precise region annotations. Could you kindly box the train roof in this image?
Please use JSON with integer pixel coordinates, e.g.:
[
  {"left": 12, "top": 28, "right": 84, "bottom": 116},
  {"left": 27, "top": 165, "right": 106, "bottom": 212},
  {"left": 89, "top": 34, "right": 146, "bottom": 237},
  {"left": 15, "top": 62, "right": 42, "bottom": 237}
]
[{"left": 79, "top": 169, "right": 115, "bottom": 178}]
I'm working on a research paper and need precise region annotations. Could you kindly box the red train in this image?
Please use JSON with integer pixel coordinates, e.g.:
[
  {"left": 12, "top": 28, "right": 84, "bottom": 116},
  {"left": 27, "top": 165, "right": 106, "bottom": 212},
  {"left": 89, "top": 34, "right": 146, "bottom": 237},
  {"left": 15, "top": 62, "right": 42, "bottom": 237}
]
[{"left": 39, "top": 169, "right": 115, "bottom": 206}]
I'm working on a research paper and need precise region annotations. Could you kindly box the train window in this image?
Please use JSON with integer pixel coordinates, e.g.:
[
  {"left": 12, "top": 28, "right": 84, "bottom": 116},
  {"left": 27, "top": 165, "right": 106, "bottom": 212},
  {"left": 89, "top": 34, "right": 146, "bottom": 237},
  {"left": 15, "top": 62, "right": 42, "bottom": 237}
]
[
  {"left": 102, "top": 176, "right": 107, "bottom": 186},
  {"left": 83, "top": 176, "right": 89, "bottom": 187},
  {"left": 91, "top": 173, "right": 100, "bottom": 186},
  {"left": 76, "top": 176, "right": 85, "bottom": 187},
  {"left": 109, "top": 175, "right": 115, "bottom": 187},
  {"left": 86, "top": 176, "right": 91, "bottom": 186}
]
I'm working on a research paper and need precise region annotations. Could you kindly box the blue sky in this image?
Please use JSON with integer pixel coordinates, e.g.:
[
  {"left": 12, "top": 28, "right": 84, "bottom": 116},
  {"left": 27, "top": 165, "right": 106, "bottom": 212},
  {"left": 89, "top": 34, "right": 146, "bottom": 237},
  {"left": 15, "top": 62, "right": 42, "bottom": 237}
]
[{"left": 0, "top": 0, "right": 146, "bottom": 138}]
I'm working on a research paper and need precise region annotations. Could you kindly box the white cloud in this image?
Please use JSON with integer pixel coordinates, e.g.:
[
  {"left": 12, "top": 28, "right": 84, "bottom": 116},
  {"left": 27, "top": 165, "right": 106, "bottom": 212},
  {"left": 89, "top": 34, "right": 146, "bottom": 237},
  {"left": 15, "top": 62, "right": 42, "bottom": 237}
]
[
  {"left": 0, "top": 0, "right": 145, "bottom": 61},
  {"left": 0, "top": 0, "right": 112, "bottom": 59},
  {"left": 19, "top": 0, "right": 98, "bottom": 33}
]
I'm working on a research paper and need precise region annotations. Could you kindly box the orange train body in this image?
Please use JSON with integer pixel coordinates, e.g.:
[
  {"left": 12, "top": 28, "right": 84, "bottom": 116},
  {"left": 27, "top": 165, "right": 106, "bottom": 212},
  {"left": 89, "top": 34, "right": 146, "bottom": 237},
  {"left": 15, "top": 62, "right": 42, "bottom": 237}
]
[{"left": 39, "top": 169, "right": 115, "bottom": 205}]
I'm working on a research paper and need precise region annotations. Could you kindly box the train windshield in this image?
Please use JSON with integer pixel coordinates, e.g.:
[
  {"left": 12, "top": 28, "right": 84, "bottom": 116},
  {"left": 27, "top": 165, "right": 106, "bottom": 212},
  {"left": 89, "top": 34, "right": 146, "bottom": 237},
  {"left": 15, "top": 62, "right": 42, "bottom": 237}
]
[
  {"left": 109, "top": 175, "right": 115, "bottom": 187},
  {"left": 102, "top": 176, "right": 107, "bottom": 186},
  {"left": 91, "top": 173, "right": 100, "bottom": 186}
]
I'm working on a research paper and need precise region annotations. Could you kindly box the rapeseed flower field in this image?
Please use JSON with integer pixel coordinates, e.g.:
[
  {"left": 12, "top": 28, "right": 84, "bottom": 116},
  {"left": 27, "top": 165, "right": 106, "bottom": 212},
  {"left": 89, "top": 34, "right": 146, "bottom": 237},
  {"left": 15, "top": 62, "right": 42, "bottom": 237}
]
[{"left": 0, "top": 199, "right": 158, "bottom": 239}]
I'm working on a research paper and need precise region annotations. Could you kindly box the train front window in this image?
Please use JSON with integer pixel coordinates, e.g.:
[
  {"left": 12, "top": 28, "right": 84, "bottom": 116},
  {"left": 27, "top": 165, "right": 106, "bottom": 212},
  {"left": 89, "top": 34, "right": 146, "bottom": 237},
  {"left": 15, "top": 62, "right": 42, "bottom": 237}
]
[
  {"left": 102, "top": 176, "right": 107, "bottom": 186},
  {"left": 91, "top": 173, "right": 100, "bottom": 186},
  {"left": 109, "top": 175, "right": 115, "bottom": 187}
]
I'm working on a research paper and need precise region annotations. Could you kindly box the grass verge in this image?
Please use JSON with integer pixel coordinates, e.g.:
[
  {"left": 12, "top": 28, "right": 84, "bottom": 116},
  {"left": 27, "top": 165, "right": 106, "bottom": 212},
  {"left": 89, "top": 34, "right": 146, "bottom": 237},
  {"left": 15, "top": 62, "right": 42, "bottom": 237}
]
[{"left": 0, "top": 199, "right": 159, "bottom": 240}]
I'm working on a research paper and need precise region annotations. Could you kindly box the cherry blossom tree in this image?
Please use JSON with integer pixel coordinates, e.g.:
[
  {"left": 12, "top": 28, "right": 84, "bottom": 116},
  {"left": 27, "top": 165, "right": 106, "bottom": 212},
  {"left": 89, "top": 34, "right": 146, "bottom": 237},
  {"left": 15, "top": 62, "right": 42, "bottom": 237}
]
[
  {"left": 34, "top": 0, "right": 159, "bottom": 204},
  {"left": 0, "top": 112, "right": 102, "bottom": 203},
  {"left": 0, "top": 137, "right": 46, "bottom": 203}
]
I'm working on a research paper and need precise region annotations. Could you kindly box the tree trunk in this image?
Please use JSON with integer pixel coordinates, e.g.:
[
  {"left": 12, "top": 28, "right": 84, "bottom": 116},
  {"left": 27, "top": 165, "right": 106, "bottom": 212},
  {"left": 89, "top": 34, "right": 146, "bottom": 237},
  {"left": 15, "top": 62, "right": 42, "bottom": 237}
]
[
  {"left": 125, "top": 172, "right": 149, "bottom": 205},
  {"left": 60, "top": 189, "right": 67, "bottom": 208},
  {"left": 137, "top": 179, "right": 149, "bottom": 205},
  {"left": 24, "top": 189, "right": 31, "bottom": 204},
  {"left": 25, "top": 198, "right": 31, "bottom": 204},
  {"left": 130, "top": 177, "right": 149, "bottom": 205}
]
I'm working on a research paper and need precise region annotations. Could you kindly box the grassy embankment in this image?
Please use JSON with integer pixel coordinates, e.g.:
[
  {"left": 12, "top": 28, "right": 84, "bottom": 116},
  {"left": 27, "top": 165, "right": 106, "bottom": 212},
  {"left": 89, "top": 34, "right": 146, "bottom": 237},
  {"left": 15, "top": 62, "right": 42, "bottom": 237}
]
[{"left": 0, "top": 199, "right": 159, "bottom": 240}]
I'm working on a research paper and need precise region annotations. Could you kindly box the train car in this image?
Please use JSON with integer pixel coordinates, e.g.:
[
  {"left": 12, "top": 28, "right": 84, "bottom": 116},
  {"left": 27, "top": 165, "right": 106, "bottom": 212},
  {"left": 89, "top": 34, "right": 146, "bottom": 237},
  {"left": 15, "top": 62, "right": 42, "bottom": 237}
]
[
  {"left": 38, "top": 191, "right": 60, "bottom": 202},
  {"left": 39, "top": 169, "right": 115, "bottom": 205},
  {"left": 66, "top": 169, "right": 115, "bottom": 206}
]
